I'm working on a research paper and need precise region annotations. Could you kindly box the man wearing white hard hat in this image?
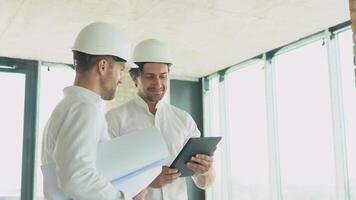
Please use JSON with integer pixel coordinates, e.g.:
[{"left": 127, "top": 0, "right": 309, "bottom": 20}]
[
  {"left": 41, "top": 22, "right": 144, "bottom": 200},
  {"left": 106, "top": 39, "right": 216, "bottom": 200}
]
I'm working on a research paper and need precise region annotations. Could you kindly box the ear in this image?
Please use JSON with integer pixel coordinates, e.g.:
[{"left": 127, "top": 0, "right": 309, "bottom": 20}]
[{"left": 97, "top": 58, "right": 108, "bottom": 75}]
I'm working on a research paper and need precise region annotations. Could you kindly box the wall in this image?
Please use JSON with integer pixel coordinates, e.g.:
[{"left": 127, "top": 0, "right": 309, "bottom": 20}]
[
  {"left": 105, "top": 68, "right": 137, "bottom": 111},
  {"left": 170, "top": 79, "right": 205, "bottom": 200}
]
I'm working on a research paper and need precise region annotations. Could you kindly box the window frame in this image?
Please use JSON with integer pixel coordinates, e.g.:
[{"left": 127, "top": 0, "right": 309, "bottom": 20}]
[{"left": 0, "top": 57, "right": 39, "bottom": 200}]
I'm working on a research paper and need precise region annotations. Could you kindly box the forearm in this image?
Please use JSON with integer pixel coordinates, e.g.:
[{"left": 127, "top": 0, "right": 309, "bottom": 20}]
[
  {"left": 192, "top": 168, "right": 215, "bottom": 189},
  {"left": 59, "top": 173, "right": 125, "bottom": 200}
]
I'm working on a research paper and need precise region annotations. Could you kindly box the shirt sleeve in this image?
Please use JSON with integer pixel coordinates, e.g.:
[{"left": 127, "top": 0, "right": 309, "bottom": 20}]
[
  {"left": 105, "top": 109, "right": 121, "bottom": 138},
  {"left": 183, "top": 112, "right": 215, "bottom": 189},
  {"left": 53, "top": 103, "right": 126, "bottom": 200},
  {"left": 185, "top": 112, "right": 201, "bottom": 138}
]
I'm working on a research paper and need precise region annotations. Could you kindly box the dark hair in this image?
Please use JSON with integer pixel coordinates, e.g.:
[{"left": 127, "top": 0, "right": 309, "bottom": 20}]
[
  {"left": 73, "top": 51, "right": 126, "bottom": 72},
  {"left": 129, "top": 62, "right": 170, "bottom": 78}
]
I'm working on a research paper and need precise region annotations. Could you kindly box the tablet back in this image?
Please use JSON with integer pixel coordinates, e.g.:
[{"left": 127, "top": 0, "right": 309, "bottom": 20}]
[{"left": 170, "top": 136, "right": 222, "bottom": 177}]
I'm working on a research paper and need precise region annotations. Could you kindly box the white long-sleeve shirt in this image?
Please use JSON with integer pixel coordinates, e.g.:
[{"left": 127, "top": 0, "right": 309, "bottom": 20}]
[
  {"left": 41, "top": 86, "right": 126, "bottom": 200},
  {"left": 105, "top": 96, "right": 201, "bottom": 200}
]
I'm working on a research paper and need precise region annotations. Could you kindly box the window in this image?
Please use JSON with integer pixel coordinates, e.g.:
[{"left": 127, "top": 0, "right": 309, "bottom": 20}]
[
  {"left": 204, "top": 76, "right": 228, "bottom": 200},
  {"left": 0, "top": 59, "right": 37, "bottom": 200},
  {"left": 0, "top": 72, "right": 25, "bottom": 199},
  {"left": 337, "top": 29, "right": 356, "bottom": 200},
  {"left": 226, "top": 62, "right": 270, "bottom": 200},
  {"left": 274, "top": 40, "right": 337, "bottom": 199}
]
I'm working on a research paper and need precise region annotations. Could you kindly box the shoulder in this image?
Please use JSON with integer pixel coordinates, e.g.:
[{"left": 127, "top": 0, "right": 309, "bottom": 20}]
[
  {"left": 73, "top": 101, "right": 100, "bottom": 115},
  {"left": 165, "top": 103, "right": 188, "bottom": 116},
  {"left": 164, "top": 103, "right": 192, "bottom": 121},
  {"left": 54, "top": 96, "right": 98, "bottom": 115},
  {"left": 164, "top": 103, "right": 201, "bottom": 137},
  {"left": 57, "top": 97, "right": 102, "bottom": 123}
]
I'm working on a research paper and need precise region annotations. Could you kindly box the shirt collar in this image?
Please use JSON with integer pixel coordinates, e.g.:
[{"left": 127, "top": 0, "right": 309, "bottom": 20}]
[
  {"left": 134, "top": 95, "right": 165, "bottom": 114},
  {"left": 155, "top": 99, "right": 164, "bottom": 109},
  {"left": 63, "top": 86, "right": 102, "bottom": 105}
]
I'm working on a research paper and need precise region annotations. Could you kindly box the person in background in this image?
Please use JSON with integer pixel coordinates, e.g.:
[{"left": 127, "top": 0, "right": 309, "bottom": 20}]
[{"left": 106, "top": 39, "right": 216, "bottom": 200}]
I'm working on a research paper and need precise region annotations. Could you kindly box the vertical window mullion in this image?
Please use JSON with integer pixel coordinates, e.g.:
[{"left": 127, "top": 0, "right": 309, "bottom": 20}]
[
  {"left": 21, "top": 61, "right": 39, "bottom": 200},
  {"left": 202, "top": 77, "right": 214, "bottom": 200},
  {"left": 264, "top": 55, "right": 283, "bottom": 200},
  {"left": 325, "top": 30, "right": 351, "bottom": 200},
  {"left": 218, "top": 74, "right": 232, "bottom": 200}
]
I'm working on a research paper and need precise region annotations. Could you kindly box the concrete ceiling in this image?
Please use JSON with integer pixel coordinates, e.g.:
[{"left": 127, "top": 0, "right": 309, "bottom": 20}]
[{"left": 0, "top": 0, "right": 350, "bottom": 78}]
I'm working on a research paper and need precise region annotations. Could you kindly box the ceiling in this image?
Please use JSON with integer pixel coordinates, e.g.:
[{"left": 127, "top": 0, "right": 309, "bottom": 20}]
[{"left": 0, "top": 0, "right": 350, "bottom": 78}]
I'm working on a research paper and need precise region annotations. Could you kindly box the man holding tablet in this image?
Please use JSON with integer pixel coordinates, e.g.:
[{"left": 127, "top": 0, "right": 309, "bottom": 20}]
[{"left": 106, "top": 39, "right": 216, "bottom": 200}]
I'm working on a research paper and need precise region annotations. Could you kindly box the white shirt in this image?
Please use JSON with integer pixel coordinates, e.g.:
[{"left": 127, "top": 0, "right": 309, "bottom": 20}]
[
  {"left": 105, "top": 96, "right": 201, "bottom": 200},
  {"left": 41, "top": 86, "right": 126, "bottom": 200}
]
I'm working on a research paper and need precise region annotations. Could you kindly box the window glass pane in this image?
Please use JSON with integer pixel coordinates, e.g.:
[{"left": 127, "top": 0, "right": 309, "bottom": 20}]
[
  {"left": 209, "top": 77, "right": 225, "bottom": 199},
  {"left": 205, "top": 76, "right": 228, "bottom": 200},
  {"left": 210, "top": 77, "right": 221, "bottom": 137},
  {"left": 337, "top": 29, "right": 356, "bottom": 200},
  {"left": 274, "top": 40, "right": 337, "bottom": 199},
  {"left": 226, "top": 62, "right": 270, "bottom": 200},
  {"left": 35, "top": 66, "right": 75, "bottom": 199},
  {"left": 0, "top": 72, "right": 25, "bottom": 199}
]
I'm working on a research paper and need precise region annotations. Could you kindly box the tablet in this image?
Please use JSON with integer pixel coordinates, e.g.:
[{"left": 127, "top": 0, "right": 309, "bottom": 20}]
[{"left": 170, "top": 136, "right": 222, "bottom": 177}]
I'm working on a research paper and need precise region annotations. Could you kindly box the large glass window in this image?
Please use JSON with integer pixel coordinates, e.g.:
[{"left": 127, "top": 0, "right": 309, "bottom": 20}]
[
  {"left": 274, "top": 40, "right": 337, "bottom": 199},
  {"left": 337, "top": 29, "right": 356, "bottom": 200},
  {"left": 205, "top": 26, "right": 355, "bottom": 200},
  {"left": 0, "top": 72, "right": 25, "bottom": 199},
  {"left": 226, "top": 62, "right": 270, "bottom": 200}
]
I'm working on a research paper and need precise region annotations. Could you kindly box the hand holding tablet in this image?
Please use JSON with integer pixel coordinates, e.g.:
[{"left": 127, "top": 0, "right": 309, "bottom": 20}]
[{"left": 170, "top": 137, "right": 222, "bottom": 177}]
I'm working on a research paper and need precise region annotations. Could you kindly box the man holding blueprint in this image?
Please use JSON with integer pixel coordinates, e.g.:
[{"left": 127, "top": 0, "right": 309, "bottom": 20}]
[
  {"left": 41, "top": 22, "right": 151, "bottom": 200},
  {"left": 106, "top": 39, "right": 216, "bottom": 200}
]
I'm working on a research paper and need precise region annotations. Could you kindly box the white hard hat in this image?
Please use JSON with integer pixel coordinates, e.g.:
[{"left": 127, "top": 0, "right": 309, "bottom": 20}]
[
  {"left": 132, "top": 39, "right": 173, "bottom": 65},
  {"left": 72, "top": 22, "right": 130, "bottom": 61}
]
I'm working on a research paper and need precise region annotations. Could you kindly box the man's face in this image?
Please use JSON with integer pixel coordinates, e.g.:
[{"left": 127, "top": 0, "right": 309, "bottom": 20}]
[
  {"left": 135, "top": 63, "right": 169, "bottom": 103},
  {"left": 100, "top": 59, "right": 125, "bottom": 100}
]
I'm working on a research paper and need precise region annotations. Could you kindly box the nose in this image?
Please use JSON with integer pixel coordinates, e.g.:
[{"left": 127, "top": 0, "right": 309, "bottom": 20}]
[{"left": 152, "top": 76, "right": 161, "bottom": 87}]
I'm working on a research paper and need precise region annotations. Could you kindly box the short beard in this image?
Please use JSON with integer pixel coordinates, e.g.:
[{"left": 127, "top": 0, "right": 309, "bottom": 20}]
[
  {"left": 145, "top": 93, "right": 164, "bottom": 103},
  {"left": 100, "top": 62, "right": 117, "bottom": 100},
  {"left": 102, "top": 87, "right": 116, "bottom": 100}
]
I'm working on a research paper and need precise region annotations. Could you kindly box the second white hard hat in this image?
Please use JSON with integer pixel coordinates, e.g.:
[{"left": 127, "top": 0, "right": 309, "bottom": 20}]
[
  {"left": 72, "top": 22, "right": 130, "bottom": 61},
  {"left": 132, "top": 39, "right": 173, "bottom": 65}
]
